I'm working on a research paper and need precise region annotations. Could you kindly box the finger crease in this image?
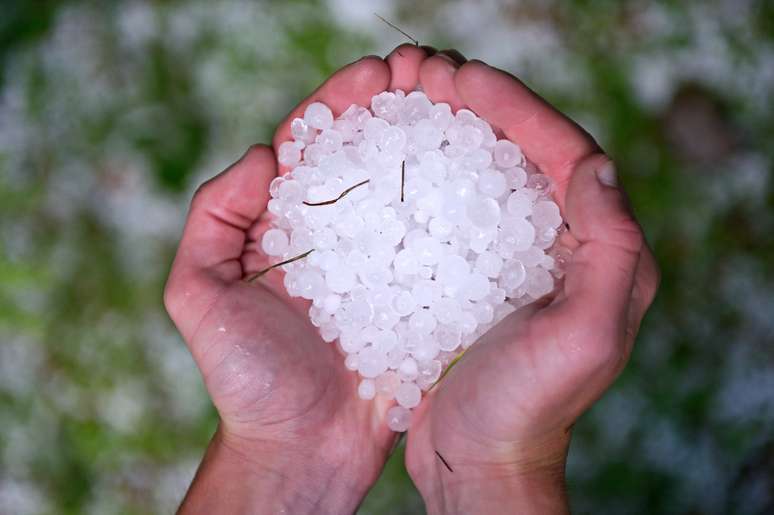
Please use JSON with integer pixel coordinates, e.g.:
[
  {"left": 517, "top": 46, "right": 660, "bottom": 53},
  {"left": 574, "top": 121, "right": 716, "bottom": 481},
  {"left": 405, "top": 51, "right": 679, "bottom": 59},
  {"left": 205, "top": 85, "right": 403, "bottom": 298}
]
[{"left": 206, "top": 206, "right": 254, "bottom": 231}]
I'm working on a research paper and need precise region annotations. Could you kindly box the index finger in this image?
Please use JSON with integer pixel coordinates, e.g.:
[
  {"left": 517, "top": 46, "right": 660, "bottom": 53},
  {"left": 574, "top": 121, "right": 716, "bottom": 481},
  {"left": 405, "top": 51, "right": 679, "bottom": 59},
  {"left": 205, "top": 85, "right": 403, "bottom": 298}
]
[
  {"left": 164, "top": 145, "right": 276, "bottom": 341},
  {"left": 454, "top": 60, "right": 599, "bottom": 205}
]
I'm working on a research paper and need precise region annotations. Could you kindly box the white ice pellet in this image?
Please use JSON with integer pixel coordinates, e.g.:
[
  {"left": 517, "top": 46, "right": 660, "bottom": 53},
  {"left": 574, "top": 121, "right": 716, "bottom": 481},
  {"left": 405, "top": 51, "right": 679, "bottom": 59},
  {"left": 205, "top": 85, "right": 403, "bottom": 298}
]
[
  {"left": 386, "top": 405, "right": 411, "bottom": 432},
  {"left": 412, "top": 337, "right": 440, "bottom": 362},
  {"left": 304, "top": 102, "right": 334, "bottom": 130},
  {"left": 478, "top": 169, "right": 508, "bottom": 198},
  {"left": 395, "top": 381, "right": 422, "bottom": 409},
  {"left": 375, "top": 371, "right": 401, "bottom": 399},
  {"left": 291, "top": 117, "right": 316, "bottom": 143},
  {"left": 261, "top": 228, "right": 289, "bottom": 256},
  {"left": 532, "top": 200, "right": 563, "bottom": 229},
  {"left": 398, "top": 357, "right": 419, "bottom": 381},
  {"left": 345, "top": 353, "right": 359, "bottom": 371},
  {"left": 493, "top": 140, "right": 523, "bottom": 168},
  {"left": 418, "top": 360, "right": 443, "bottom": 383},
  {"left": 475, "top": 251, "right": 503, "bottom": 278},
  {"left": 358, "top": 378, "right": 376, "bottom": 400},
  {"left": 260, "top": 90, "right": 566, "bottom": 432},
  {"left": 278, "top": 141, "right": 302, "bottom": 167}
]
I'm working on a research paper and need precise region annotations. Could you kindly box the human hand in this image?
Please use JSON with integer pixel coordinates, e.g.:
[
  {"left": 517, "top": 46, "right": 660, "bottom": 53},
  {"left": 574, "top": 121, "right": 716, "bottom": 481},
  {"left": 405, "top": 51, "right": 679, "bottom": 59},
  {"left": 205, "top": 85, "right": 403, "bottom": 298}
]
[
  {"left": 403, "top": 55, "right": 660, "bottom": 514},
  {"left": 164, "top": 45, "right": 434, "bottom": 514}
]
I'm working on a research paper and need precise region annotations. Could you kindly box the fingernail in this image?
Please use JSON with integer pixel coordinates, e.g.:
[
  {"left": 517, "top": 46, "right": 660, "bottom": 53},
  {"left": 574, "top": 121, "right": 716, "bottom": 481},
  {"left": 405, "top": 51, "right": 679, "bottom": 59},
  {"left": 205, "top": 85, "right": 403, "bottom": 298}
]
[
  {"left": 438, "top": 48, "right": 467, "bottom": 64},
  {"left": 435, "top": 53, "right": 460, "bottom": 68},
  {"left": 420, "top": 45, "right": 438, "bottom": 56},
  {"left": 596, "top": 162, "right": 618, "bottom": 187}
]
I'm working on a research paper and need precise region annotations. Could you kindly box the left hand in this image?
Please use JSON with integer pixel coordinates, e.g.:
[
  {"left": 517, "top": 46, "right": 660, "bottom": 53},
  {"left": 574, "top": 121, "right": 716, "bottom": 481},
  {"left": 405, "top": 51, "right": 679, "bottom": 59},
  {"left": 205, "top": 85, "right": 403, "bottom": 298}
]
[{"left": 164, "top": 44, "right": 434, "bottom": 514}]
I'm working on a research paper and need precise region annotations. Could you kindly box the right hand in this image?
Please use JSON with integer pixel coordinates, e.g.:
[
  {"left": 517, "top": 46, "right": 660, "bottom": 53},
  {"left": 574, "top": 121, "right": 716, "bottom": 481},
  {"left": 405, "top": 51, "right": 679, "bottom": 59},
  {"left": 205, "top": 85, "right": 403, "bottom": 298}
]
[{"left": 403, "top": 55, "right": 660, "bottom": 514}]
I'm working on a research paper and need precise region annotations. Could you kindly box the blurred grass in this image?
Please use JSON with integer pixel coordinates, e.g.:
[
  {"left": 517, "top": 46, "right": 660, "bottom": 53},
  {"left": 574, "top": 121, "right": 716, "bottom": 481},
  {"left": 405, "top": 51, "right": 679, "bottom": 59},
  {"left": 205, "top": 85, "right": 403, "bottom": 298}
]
[{"left": 0, "top": 0, "right": 772, "bottom": 514}]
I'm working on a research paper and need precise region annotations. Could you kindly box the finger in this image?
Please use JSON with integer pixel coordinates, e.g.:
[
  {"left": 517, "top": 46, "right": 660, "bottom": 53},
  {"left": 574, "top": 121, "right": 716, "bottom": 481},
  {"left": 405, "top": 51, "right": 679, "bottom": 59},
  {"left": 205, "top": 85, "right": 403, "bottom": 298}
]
[
  {"left": 420, "top": 45, "right": 438, "bottom": 56},
  {"left": 164, "top": 145, "right": 276, "bottom": 340},
  {"left": 238, "top": 212, "right": 312, "bottom": 318},
  {"left": 419, "top": 53, "right": 466, "bottom": 111},
  {"left": 454, "top": 60, "right": 599, "bottom": 205},
  {"left": 385, "top": 43, "right": 431, "bottom": 92},
  {"left": 625, "top": 241, "right": 660, "bottom": 347},
  {"left": 437, "top": 48, "right": 467, "bottom": 65},
  {"left": 272, "top": 56, "right": 391, "bottom": 174},
  {"left": 544, "top": 154, "right": 644, "bottom": 370}
]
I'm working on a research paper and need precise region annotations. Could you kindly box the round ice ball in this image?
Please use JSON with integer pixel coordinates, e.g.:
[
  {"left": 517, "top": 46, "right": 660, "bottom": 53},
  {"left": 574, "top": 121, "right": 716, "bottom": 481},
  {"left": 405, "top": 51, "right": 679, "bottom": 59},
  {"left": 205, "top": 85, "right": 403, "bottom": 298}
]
[
  {"left": 395, "top": 382, "right": 422, "bottom": 409},
  {"left": 263, "top": 90, "right": 562, "bottom": 432},
  {"left": 261, "top": 229, "right": 289, "bottom": 256},
  {"left": 386, "top": 405, "right": 411, "bottom": 432},
  {"left": 304, "top": 102, "right": 334, "bottom": 130},
  {"left": 493, "top": 140, "right": 523, "bottom": 168},
  {"left": 358, "top": 379, "right": 376, "bottom": 400}
]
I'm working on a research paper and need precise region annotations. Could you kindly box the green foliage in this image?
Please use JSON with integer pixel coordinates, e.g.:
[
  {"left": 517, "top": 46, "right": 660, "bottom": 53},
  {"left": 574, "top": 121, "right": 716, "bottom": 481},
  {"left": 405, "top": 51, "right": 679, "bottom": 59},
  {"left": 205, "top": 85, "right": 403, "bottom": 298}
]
[{"left": 0, "top": 1, "right": 772, "bottom": 514}]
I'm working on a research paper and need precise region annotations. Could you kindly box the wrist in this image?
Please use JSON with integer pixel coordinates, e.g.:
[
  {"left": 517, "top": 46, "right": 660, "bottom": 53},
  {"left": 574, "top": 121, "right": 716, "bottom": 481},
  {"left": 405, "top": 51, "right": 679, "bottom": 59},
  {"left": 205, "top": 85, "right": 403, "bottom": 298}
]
[
  {"left": 179, "top": 424, "right": 373, "bottom": 515},
  {"left": 409, "top": 431, "right": 571, "bottom": 515},
  {"left": 417, "top": 462, "right": 569, "bottom": 515}
]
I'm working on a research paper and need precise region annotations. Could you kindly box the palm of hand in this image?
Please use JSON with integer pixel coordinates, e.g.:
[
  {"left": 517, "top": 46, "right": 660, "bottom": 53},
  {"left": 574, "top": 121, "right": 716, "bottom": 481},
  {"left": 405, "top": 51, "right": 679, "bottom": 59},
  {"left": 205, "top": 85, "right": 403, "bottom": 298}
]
[
  {"left": 397, "top": 58, "right": 659, "bottom": 483},
  {"left": 165, "top": 55, "right": 408, "bottom": 485},
  {"left": 187, "top": 277, "right": 395, "bottom": 473},
  {"left": 407, "top": 290, "right": 611, "bottom": 475}
]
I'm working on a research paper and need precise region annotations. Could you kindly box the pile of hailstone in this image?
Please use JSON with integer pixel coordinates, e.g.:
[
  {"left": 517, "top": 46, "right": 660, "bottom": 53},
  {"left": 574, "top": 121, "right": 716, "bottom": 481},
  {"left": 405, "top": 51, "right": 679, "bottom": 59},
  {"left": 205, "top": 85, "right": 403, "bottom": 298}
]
[{"left": 263, "top": 90, "right": 565, "bottom": 432}]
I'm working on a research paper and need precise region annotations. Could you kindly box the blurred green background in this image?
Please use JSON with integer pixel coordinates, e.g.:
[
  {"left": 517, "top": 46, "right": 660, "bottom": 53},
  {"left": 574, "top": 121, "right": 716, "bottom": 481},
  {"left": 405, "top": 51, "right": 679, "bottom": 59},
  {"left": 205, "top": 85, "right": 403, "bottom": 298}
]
[{"left": 1, "top": 0, "right": 773, "bottom": 513}]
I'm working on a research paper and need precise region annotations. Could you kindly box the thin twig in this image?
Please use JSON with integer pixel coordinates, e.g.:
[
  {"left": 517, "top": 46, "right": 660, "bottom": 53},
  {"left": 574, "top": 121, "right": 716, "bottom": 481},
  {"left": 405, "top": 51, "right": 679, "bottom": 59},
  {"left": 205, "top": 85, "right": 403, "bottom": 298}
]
[
  {"left": 374, "top": 14, "right": 419, "bottom": 46},
  {"left": 390, "top": 432, "right": 407, "bottom": 454},
  {"left": 302, "top": 180, "right": 370, "bottom": 207},
  {"left": 244, "top": 249, "right": 314, "bottom": 283},
  {"left": 400, "top": 161, "right": 406, "bottom": 202},
  {"left": 435, "top": 450, "right": 454, "bottom": 473},
  {"left": 430, "top": 347, "right": 468, "bottom": 391}
]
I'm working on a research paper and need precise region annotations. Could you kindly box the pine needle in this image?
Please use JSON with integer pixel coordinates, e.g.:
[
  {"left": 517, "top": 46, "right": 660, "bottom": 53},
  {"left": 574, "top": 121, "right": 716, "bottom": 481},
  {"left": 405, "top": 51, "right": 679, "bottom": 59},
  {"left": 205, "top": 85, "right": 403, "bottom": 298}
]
[
  {"left": 435, "top": 450, "right": 454, "bottom": 472},
  {"left": 244, "top": 249, "right": 314, "bottom": 283},
  {"left": 374, "top": 14, "right": 419, "bottom": 46},
  {"left": 400, "top": 161, "right": 406, "bottom": 202},
  {"left": 302, "top": 180, "right": 370, "bottom": 207}
]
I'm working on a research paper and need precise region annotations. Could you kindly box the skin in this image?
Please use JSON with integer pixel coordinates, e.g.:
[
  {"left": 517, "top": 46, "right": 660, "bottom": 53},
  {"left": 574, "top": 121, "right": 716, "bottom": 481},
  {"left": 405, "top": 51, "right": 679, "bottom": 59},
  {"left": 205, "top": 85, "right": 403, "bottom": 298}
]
[
  {"left": 406, "top": 54, "right": 660, "bottom": 513},
  {"left": 164, "top": 44, "right": 659, "bottom": 514}
]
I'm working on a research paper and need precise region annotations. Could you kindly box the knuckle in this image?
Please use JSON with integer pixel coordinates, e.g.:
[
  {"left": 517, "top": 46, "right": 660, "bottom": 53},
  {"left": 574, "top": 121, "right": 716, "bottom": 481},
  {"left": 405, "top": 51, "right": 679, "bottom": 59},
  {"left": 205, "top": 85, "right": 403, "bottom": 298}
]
[
  {"left": 610, "top": 217, "right": 644, "bottom": 254},
  {"left": 651, "top": 267, "right": 662, "bottom": 302},
  {"left": 191, "top": 177, "right": 216, "bottom": 206},
  {"left": 162, "top": 276, "right": 181, "bottom": 321},
  {"left": 568, "top": 320, "right": 626, "bottom": 373},
  {"left": 643, "top": 251, "right": 661, "bottom": 307},
  {"left": 392, "top": 42, "right": 419, "bottom": 52},
  {"left": 587, "top": 333, "right": 625, "bottom": 373},
  {"left": 244, "top": 143, "right": 270, "bottom": 159},
  {"left": 162, "top": 269, "right": 196, "bottom": 326},
  {"left": 241, "top": 143, "right": 275, "bottom": 170},
  {"left": 191, "top": 144, "right": 272, "bottom": 206}
]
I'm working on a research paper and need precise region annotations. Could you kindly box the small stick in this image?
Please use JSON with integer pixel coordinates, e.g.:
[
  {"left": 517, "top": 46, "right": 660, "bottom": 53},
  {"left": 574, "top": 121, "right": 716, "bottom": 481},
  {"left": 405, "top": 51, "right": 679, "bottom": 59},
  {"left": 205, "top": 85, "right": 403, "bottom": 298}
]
[
  {"left": 400, "top": 161, "right": 406, "bottom": 202},
  {"left": 434, "top": 450, "right": 454, "bottom": 473},
  {"left": 429, "top": 347, "right": 468, "bottom": 391},
  {"left": 244, "top": 249, "right": 314, "bottom": 283},
  {"left": 374, "top": 14, "right": 419, "bottom": 46},
  {"left": 303, "top": 180, "right": 370, "bottom": 207},
  {"left": 390, "top": 432, "right": 407, "bottom": 454}
]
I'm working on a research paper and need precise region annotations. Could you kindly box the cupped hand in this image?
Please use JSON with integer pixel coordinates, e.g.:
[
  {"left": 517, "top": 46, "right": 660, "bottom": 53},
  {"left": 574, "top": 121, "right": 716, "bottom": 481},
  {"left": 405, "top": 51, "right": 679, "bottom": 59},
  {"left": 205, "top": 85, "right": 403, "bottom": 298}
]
[
  {"left": 163, "top": 45, "right": 434, "bottom": 514},
  {"left": 404, "top": 55, "right": 660, "bottom": 514}
]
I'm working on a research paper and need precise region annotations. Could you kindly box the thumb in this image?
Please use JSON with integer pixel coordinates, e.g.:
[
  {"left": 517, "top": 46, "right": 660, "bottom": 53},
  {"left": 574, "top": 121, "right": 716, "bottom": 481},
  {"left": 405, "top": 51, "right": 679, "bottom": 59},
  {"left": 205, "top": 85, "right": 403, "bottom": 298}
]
[
  {"left": 565, "top": 154, "right": 641, "bottom": 254},
  {"left": 548, "top": 154, "right": 644, "bottom": 372},
  {"left": 164, "top": 145, "right": 277, "bottom": 342}
]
